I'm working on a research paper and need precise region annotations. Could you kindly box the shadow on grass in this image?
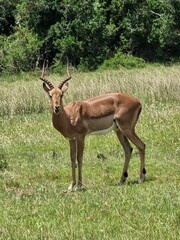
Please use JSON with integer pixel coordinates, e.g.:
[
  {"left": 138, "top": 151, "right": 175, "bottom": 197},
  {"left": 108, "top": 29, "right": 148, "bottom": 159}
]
[
  {"left": 59, "top": 177, "right": 157, "bottom": 194},
  {"left": 61, "top": 187, "right": 88, "bottom": 195},
  {"left": 109, "top": 177, "right": 156, "bottom": 187},
  {"left": 128, "top": 177, "right": 156, "bottom": 186}
]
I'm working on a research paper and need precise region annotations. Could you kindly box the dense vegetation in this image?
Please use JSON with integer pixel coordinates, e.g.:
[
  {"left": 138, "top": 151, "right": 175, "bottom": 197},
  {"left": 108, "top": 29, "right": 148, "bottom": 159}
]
[{"left": 0, "top": 0, "right": 180, "bottom": 73}]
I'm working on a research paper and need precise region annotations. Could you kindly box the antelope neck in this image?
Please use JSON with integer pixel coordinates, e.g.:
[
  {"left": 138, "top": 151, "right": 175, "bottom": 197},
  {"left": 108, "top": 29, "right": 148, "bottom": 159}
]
[{"left": 52, "top": 107, "right": 69, "bottom": 137}]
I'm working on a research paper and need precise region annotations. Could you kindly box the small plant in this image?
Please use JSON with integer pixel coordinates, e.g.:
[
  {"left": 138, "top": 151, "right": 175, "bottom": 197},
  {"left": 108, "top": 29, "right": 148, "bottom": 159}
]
[
  {"left": 0, "top": 149, "right": 8, "bottom": 171},
  {"left": 0, "top": 156, "right": 8, "bottom": 171}
]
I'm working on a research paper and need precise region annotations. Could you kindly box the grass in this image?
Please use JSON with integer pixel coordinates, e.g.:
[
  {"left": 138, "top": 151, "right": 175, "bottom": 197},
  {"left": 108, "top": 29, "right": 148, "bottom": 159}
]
[{"left": 0, "top": 65, "right": 180, "bottom": 239}]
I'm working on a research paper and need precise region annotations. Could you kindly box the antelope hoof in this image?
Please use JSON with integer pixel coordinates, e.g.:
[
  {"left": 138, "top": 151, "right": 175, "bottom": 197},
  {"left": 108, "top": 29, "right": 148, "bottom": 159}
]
[
  {"left": 138, "top": 178, "right": 145, "bottom": 184},
  {"left": 118, "top": 180, "right": 126, "bottom": 186},
  {"left": 75, "top": 185, "right": 82, "bottom": 191},
  {"left": 68, "top": 184, "right": 75, "bottom": 192},
  {"left": 118, "top": 175, "right": 127, "bottom": 186}
]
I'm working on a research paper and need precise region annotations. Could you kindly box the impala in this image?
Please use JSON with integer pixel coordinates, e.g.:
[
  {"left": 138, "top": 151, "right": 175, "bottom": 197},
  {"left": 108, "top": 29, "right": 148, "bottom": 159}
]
[{"left": 40, "top": 61, "right": 146, "bottom": 191}]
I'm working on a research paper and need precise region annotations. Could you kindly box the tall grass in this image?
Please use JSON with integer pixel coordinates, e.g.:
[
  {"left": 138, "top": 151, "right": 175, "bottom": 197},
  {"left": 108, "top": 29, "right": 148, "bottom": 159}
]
[
  {"left": 0, "top": 65, "right": 180, "bottom": 239},
  {"left": 0, "top": 65, "right": 179, "bottom": 116}
]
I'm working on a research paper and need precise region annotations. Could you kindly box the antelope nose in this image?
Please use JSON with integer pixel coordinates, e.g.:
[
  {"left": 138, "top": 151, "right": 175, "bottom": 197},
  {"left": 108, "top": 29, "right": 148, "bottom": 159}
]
[{"left": 54, "top": 106, "right": 60, "bottom": 113}]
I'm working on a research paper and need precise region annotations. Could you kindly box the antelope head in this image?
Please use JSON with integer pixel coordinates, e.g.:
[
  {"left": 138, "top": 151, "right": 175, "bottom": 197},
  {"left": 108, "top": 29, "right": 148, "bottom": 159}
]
[{"left": 40, "top": 61, "right": 71, "bottom": 114}]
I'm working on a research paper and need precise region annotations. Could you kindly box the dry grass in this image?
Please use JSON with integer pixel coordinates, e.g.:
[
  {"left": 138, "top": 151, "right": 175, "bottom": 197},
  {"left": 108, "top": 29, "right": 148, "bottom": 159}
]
[{"left": 0, "top": 65, "right": 179, "bottom": 117}]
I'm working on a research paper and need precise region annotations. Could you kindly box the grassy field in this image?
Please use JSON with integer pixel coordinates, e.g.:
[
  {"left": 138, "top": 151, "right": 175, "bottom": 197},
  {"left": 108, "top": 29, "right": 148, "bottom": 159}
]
[{"left": 0, "top": 66, "right": 180, "bottom": 239}]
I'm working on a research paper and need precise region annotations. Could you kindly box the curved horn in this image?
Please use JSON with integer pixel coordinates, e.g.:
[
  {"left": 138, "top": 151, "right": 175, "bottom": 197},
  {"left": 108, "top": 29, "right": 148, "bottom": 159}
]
[
  {"left": 58, "top": 61, "right": 71, "bottom": 89},
  {"left": 40, "top": 60, "right": 54, "bottom": 89}
]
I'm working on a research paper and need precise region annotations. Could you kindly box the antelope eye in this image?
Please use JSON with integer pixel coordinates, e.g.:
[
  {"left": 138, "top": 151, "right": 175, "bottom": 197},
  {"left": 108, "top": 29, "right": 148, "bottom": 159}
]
[{"left": 49, "top": 94, "right": 52, "bottom": 99}]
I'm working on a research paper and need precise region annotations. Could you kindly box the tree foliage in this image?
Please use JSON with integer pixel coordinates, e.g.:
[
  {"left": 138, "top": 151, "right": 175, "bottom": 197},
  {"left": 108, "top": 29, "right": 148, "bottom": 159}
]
[
  {"left": 0, "top": 0, "right": 19, "bottom": 35},
  {"left": 0, "top": 0, "right": 180, "bottom": 73}
]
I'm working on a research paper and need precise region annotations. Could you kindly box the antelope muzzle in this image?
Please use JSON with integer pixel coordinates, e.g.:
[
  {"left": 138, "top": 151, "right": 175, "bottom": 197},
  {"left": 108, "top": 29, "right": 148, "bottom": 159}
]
[{"left": 54, "top": 106, "right": 60, "bottom": 114}]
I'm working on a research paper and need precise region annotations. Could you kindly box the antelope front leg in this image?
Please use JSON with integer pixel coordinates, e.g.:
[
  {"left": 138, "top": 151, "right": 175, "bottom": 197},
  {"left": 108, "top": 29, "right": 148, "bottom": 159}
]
[
  {"left": 75, "top": 137, "right": 85, "bottom": 191},
  {"left": 68, "top": 140, "right": 77, "bottom": 191}
]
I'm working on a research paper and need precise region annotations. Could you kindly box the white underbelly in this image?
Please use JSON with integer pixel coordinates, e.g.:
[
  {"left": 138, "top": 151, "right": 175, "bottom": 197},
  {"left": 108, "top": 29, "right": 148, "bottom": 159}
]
[{"left": 88, "top": 122, "right": 117, "bottom": 136}]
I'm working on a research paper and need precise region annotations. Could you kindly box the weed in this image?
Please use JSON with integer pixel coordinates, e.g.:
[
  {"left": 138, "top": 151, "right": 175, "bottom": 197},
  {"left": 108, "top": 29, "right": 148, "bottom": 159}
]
[{"left": 0, "top": 150, "right": 8, "bottom": 171}]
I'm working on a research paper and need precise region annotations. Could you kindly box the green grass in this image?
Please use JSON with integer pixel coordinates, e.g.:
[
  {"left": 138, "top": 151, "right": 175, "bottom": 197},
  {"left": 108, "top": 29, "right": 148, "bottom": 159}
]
[{"left": 0, "top": 66, "right": 180, "bottom": 239}]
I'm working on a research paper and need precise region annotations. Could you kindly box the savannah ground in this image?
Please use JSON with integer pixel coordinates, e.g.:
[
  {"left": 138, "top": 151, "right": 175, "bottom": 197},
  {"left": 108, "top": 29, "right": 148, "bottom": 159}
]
[{"left": 0, "top": 66, "right": 179, "bottom": 239}]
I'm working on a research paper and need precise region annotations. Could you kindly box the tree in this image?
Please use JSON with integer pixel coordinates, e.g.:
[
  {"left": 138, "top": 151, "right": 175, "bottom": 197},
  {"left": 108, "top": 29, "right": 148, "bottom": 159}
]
[
  {"left": 0, "top": 0, "right": 180, "bottom": 74},
  {"left": 16, "top": 0, "right": 114, "bottom": 69},
  {"left": 109, "top": 0, "right": 179, "bottom": 60},
  {"left": 0, "top": 0, "right": 19, "bottom": 35}
]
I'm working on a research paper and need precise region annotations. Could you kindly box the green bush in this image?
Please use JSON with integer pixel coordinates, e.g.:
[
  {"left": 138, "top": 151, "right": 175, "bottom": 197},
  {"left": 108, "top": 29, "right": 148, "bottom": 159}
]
[
  {"left": 0, "top": 27, "right": 41, "bottom": 74},
  {"left": 99, "top": 52, "right": 146, "bottom": 70}
]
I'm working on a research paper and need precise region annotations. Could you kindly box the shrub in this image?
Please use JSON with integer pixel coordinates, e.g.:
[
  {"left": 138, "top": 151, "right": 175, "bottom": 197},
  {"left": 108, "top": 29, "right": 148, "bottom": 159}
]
[
  {"left": 99, "top": 52, "right": 146, "bottom": 70},
  {"left": 0, "top": 27, "right": 41, "bottom": 74}
]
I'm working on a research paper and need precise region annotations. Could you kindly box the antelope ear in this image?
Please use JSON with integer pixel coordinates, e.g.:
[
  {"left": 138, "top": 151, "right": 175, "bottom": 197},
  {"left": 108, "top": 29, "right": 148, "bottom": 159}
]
[
  {"left": 61, "top": 83, "right": 69, "bottom": 93},
  {"left": 43, "top": 82, "right": 51, "bottom": 93}
]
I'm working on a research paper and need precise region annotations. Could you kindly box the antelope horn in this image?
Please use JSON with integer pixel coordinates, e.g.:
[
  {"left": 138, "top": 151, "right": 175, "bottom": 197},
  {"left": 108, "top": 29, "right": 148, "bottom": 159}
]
[
  {"left": 40, "top": 60, "right": 54, "bottom": 89},
  {"left": 58, "top": 61, "right": 71, "bottom": 89}
]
